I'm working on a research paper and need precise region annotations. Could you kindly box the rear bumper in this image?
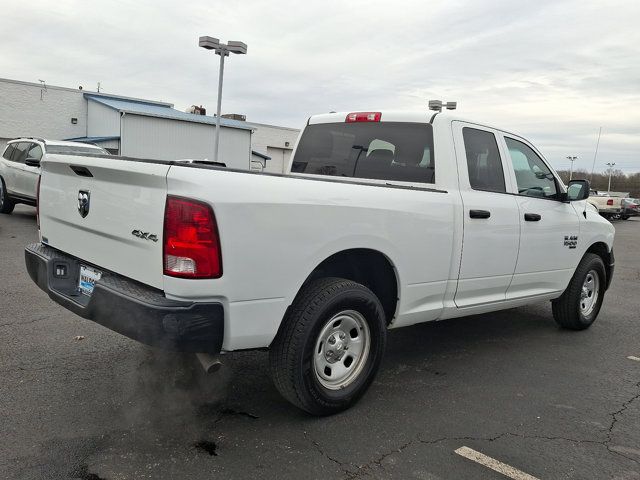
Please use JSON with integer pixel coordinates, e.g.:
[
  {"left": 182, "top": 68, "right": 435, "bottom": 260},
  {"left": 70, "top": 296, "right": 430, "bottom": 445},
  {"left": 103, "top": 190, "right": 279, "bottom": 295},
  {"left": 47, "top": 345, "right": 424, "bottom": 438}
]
[{"left": 25, "top": 243, "right": 224, "bottom": 354}]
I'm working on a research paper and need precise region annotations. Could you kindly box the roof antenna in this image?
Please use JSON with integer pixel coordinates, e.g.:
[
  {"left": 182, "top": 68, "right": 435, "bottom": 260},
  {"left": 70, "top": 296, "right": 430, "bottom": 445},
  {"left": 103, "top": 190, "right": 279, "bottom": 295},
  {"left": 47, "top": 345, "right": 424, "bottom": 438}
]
[
  {"left": 97, "top": 81, "right": 101, "bottom": 93},
  {"left": 584, "top": 126, "right": 603, "bottom": 218},
  {"left": 428, "top": 100, "right": 457, "bottom": 112},
  {"left": 38, "top": 79, "right": 47, "bottom": 101}
]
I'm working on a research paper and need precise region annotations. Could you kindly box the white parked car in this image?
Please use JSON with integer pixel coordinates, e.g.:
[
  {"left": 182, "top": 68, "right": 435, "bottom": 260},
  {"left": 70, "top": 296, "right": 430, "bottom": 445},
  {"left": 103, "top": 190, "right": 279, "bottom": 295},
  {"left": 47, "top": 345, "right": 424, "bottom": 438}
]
[
  {"left": 25, "top": 110, "right": 615, "bottom": 415},
  {"left": 0, "top": 138, "right": 107, "bottom": 214}
]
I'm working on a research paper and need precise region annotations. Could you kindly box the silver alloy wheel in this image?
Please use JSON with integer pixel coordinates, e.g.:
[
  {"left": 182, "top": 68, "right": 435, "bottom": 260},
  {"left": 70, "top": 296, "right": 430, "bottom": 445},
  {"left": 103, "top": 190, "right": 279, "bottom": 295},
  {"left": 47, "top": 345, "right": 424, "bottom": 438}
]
[
  {"left": 580, "top": 269, "right": 600, "bottom": 316},
  {"left": 0, "top": 180, "right": 4, "bottom": 208},
  {"left": 313, "top": 310, "right": 371, "bottom": 390}
]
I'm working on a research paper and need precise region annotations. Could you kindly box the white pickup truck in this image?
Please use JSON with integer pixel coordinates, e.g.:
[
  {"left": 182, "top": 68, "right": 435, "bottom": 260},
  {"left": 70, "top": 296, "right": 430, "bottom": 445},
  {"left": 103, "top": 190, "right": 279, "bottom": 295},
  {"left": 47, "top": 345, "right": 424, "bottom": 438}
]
[
  {"left": 25, "top": 110, "right": 615, "bottom": 415},
  {"left": 587, "top": 191, "right": 624, "bottom": 219}
]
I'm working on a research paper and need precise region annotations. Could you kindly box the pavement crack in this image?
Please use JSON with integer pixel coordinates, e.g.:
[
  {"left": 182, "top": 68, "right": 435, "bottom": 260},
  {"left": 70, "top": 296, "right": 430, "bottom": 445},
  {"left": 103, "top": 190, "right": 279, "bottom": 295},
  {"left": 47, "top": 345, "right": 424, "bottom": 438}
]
[
  {"left": 303, "top": 431, "right": 354, "bottom": 475},
  {"left": 337, "top": 438, "right": 417, "bottom": 479},
  {"left": 604, "top": 381, "right": 640, "bottom": 465},
  {"left": 0, "top": 315, "right": 49, "bottom": 329}
]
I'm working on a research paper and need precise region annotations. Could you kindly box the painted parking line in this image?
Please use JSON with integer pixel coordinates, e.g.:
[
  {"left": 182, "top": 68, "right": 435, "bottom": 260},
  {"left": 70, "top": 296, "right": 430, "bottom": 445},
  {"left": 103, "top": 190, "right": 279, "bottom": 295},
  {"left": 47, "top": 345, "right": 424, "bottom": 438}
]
[
  {"left": 455, "top": 446, "right": 540, "bottom": 480},
  {"left": 628, "top": 356, "right": 640, "bottom": 362}
]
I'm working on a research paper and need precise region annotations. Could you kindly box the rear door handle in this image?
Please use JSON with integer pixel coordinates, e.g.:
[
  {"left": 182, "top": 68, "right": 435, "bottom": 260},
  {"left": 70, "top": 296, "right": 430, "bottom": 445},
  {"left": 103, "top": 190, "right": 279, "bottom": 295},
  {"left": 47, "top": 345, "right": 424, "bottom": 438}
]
[
  {"left": 524, "top": 213, "right": 542, "bottom": 221},
  {"left": 469, "top": 209, "right": 491, "bottom": 219}
]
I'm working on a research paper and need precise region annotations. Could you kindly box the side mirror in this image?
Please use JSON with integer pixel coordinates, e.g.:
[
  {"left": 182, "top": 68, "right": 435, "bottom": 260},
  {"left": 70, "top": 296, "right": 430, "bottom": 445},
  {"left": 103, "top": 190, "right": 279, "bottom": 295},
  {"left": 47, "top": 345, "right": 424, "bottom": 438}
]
[
  {"left": 565, "top": 179, "right": 590, "bottom": 201},
  {"left": 25, "top": 157, "right": 41, "bottom": 167}
]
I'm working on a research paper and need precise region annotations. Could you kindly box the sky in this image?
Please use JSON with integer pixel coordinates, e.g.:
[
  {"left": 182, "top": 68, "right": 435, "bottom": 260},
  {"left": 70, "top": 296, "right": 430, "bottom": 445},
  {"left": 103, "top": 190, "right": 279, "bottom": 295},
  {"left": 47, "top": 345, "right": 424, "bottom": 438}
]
[{"left": 1, "top": 0, "right": 639, "bottom": 173}]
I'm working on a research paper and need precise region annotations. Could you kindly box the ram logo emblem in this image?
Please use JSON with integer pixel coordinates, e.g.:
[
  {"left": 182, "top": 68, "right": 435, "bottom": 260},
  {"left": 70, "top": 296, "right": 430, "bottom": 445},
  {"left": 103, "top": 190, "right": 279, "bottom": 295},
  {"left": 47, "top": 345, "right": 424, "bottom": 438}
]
[
  {"left": 132, "top": 230, "right": 158, "bottom": 242},
  {"left": 77, "top": 190, "right": 90, "bottom": 218}
]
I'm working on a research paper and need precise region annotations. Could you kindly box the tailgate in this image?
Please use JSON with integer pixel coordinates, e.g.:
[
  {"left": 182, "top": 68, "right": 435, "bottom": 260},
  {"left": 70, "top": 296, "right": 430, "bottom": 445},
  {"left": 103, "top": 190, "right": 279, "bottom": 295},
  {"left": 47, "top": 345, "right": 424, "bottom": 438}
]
[{"left": 39, "top": 154, "right": 170, "bottom": 289}]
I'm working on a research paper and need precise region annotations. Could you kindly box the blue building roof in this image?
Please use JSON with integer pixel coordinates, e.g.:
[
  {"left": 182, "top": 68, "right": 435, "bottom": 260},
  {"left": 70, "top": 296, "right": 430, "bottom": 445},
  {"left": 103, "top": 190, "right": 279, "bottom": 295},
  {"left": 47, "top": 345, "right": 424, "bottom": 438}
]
[
  {"left": 85, "top": 94, "right": 253, "bottom": 131},
  {"left": 66, "top": 135, "right": 120, "bottom": 143}
]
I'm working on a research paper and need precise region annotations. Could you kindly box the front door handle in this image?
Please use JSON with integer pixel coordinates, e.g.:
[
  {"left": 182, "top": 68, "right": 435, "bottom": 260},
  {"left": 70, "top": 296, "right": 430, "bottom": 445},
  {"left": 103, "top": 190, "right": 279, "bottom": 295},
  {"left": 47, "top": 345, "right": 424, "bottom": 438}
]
[
  {"left": 524, "top": 213, "right": 542, "bottom": 221},
  {"left": 469, "top": 209, "right": 491, "bottom": 219}
]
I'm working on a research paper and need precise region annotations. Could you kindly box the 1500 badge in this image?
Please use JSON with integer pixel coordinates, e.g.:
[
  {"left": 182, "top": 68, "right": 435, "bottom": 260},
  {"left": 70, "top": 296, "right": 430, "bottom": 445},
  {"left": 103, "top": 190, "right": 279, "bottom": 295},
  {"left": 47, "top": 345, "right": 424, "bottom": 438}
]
[
  {"left": 132, "top": 230, "right": 158, "bottom": 242},
  {"left": 564, "top": 235, "right": 578, "bottom": 249}
]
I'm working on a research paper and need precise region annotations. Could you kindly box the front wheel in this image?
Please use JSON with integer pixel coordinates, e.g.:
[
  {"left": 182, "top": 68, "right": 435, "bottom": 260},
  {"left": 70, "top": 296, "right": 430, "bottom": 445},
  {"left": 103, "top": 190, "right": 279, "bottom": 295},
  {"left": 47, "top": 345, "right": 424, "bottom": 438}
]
[
  {"left": 269, "top": 277, "right": 387, "bottom": 416},
  {"left": 0, "top": 177, "right": 15, "bottom": 214},
  {"left": 552, "top": 253, "right": 606, "bottom": 330}
]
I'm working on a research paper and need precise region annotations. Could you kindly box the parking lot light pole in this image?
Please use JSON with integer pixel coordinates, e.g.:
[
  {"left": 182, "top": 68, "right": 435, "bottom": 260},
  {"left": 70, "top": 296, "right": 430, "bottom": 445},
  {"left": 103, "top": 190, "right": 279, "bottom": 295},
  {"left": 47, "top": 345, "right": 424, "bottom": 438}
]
[
  {"left": 199, "top": 36, "right": 247, "bottom": 163},
  {"left": 606, "top": 162, "right": 616, "bottom": 194},
  {"left": 566, "top": 156, "right": 577, "bottom": 180}
]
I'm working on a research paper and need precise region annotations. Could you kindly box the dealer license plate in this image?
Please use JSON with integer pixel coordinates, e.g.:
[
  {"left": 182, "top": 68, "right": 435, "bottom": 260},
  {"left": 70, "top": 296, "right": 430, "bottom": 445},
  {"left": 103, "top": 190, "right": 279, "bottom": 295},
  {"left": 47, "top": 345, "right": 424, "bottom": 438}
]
[{"left": 79, "top": 265, "right": 102, "bottom": 296}]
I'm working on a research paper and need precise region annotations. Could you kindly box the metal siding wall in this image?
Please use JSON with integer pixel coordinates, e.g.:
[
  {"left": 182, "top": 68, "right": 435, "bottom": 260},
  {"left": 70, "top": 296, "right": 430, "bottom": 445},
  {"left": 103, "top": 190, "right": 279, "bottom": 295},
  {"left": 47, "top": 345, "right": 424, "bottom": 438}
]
[
  {"left": 121, "top": 114, "right": 250, "bottom": 169},
  {"left": 0, "top": 80, "right": 87, "bottom": 140},
  {"left": 87, "top": 101, "right": 120, "bottom": 137}
]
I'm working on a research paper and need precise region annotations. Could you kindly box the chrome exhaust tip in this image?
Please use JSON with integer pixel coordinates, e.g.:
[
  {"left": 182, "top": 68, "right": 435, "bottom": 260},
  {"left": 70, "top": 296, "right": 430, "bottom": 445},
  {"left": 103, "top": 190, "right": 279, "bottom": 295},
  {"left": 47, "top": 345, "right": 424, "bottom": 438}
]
[{"left": 195, "top": 352, "right": 222, "bottom": 374}]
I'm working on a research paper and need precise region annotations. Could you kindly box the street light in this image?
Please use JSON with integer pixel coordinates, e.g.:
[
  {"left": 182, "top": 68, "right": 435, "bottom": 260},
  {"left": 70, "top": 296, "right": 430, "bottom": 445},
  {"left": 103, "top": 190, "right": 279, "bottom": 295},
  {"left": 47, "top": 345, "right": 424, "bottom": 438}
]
[
  {"left": 199, "top": 36, "right": 247, "bottom": 163},
  {"left": 606, "top": 162, "right": 616, "bottom": 194},
  {"left": 566, "top": 156, "right": 577, "bottom": 180}
]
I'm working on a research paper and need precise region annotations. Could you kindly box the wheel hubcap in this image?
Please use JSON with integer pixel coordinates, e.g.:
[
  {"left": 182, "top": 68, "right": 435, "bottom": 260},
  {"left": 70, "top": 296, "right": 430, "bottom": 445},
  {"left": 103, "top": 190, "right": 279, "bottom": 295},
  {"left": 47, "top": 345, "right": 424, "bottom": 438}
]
[
  {"left": 580, "top": 270, "right": 600, "bottom": 316},
  {"left": 313, "top": 310, "right": 371, "bottom": 390}
]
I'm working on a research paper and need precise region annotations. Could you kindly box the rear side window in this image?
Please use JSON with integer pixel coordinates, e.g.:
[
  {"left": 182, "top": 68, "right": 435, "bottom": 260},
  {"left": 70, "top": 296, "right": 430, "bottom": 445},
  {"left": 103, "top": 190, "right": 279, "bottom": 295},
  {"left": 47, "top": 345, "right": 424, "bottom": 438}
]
[
  {"left": 2, "top": 144, "right": 16, "bottom": 160},
  {"left": 291, "top": 122, "right": 435, "bottom": 184},
  {"left": 462, "top": 127, "right": 506, "bottom": 193}
]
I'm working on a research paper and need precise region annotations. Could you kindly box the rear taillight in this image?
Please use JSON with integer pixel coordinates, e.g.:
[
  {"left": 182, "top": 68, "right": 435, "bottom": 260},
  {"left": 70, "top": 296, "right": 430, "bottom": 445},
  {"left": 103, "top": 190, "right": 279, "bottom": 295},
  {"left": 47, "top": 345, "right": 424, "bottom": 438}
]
[
  {"left": 36, "top": 175, "right": 41, "bottom": 229},
  {"left": 345, "top": 112, "right": 381, "bottom": 123},
  {"left": 163, "top": 196, "right": 222, "bottom": 279},
  {"left": 607, "top": 199, "right": 613, "bottom": 205}
]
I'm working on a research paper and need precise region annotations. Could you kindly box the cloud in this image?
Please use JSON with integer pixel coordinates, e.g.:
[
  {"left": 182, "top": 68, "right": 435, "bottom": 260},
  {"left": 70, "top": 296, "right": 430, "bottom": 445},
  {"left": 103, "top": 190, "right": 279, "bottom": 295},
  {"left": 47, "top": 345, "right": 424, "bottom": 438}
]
[{"left": 1, "top": 0, "right": 638, "bottom": 172}]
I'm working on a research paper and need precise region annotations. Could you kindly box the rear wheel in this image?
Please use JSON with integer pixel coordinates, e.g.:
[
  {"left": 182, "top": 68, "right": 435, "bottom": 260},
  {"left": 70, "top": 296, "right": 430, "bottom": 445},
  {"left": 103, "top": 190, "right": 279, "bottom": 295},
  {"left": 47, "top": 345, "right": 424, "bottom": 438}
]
[
  {"left": 552, "top": 253, "right": 606, "bottom": 330},
  {"left": 0, "top": 177, "right": 15, "bottom": 214},
  {"left": 269, "top": 277, "right": 387, "bottom": 416}
]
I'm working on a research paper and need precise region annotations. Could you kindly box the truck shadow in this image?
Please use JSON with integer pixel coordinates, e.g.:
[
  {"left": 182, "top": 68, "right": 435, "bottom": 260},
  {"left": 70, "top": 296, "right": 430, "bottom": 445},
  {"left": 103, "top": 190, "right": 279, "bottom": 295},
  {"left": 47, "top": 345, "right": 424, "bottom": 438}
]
[{"left": 123, "top": 301, "right": 563, "bottom": 425}]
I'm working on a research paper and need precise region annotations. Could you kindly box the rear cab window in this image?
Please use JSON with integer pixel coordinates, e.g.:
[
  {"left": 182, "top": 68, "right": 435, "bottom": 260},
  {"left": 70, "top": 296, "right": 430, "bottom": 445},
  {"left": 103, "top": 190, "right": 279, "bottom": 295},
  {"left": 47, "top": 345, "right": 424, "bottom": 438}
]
[{"left": 291, "top": 122, "right": 435, "bottom": 184}]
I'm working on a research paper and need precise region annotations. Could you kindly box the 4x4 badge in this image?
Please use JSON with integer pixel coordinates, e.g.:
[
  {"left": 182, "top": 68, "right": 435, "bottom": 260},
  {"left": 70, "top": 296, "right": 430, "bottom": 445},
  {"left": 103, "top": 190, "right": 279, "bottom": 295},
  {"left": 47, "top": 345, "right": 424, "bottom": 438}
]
[
  {"left": 131, "top": 230, "right": 158, "bottom": 242},
  {"left": 77, "top": 190, "right": 90, "bottom": 218}
]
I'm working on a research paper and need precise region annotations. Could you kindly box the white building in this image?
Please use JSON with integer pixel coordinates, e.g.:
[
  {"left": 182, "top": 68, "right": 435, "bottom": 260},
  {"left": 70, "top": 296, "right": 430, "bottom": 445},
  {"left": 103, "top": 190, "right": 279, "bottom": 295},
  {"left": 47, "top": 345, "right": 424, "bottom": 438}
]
[
  {"left": 246, "top": 121, "right": 300, "bottom": 174},
  {"left": 0, "top": 78, "right": 300, "bottom": 172}
]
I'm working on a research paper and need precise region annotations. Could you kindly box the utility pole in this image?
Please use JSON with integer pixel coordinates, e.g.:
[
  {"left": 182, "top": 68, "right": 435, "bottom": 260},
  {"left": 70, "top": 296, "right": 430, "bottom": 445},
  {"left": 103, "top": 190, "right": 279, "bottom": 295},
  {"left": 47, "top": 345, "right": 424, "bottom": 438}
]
[
  {"left": 606, "top": 162, "right": 616, "bottom": 194},
  {"left": 566, "top": 156, "right": 577, "bottom": 180}
]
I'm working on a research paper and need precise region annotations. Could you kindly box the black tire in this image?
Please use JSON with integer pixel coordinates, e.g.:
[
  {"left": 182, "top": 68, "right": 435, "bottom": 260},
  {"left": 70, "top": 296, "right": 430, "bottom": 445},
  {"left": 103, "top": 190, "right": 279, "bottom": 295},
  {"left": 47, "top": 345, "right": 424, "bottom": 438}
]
[
  {"left": 621, "top": 215, "right": 629, "bottom": 220},
  {"left": 269, "top": 277, "right": 387, "bottom": 416},
  {"left": 552, "top": 253, "right": 606, "bottom": 330},
  {"left": 0, "top": 176, "right": 15, "bottom": 214}
]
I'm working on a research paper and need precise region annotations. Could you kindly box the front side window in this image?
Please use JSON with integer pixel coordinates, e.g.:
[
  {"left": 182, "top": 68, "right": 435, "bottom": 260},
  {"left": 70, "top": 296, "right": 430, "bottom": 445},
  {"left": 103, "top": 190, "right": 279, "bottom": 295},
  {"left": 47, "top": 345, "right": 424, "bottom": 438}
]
[
  {"left": 462, "top": 127, "right": 506, "bottom": 193},
  {"left": 10, "top": 143, "right": 31, "bottom": 164},
  {"left": 505, "top": 137, "right": 558, "bottom": 199},
  {"left": 291, "top": 122, "right": 435, "bottom": 184}
]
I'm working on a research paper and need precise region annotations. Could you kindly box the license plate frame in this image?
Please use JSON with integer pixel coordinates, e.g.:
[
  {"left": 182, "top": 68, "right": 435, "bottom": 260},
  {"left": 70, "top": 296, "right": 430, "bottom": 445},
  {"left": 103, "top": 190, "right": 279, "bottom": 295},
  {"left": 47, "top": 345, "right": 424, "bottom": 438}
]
[{"left": 78, "top": 264, "right": 102, "bottom": 296}]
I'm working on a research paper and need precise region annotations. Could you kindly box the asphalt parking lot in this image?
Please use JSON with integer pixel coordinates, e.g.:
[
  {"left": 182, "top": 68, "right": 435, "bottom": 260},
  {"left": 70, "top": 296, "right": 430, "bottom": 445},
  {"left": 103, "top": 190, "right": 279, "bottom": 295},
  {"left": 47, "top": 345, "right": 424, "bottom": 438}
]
[{"left": 1, "top": 206, "right": 639, "bottom": 480}]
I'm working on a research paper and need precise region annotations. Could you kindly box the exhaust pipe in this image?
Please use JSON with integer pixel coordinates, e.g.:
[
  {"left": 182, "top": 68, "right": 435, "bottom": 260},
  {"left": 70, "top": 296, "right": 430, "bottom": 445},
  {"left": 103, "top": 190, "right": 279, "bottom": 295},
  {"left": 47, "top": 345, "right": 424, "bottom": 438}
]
[{"left": 195, "top": 352, "right": 222, "bottom": 374}]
